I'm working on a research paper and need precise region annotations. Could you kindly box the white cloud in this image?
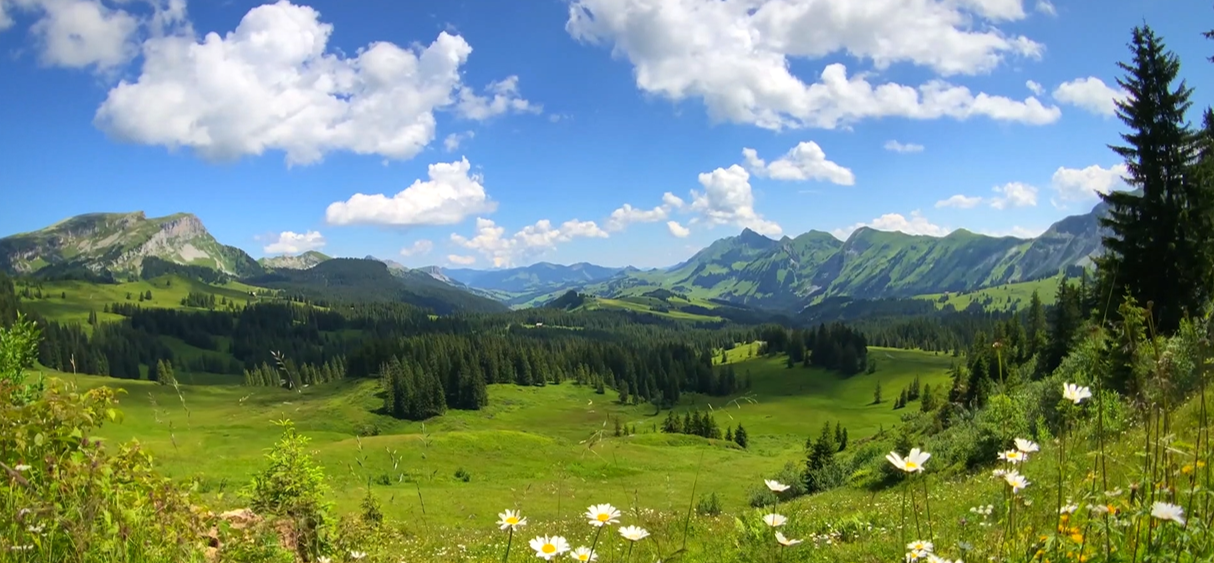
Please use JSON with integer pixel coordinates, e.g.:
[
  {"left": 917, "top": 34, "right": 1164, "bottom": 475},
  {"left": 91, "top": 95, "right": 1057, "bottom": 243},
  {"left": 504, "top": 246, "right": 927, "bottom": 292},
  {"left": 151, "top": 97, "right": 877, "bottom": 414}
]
[
  {"left": 325, "top": 157, "right": 497, "bottom": 226},
  {"left": 742, "top": 142, "right": 855, "bottom": 185},
  {"left": 3, "top": 0, "right": 140, "bottom": 70},
  {"left": 455, "top": 75, "right": 542, "bottom": 120},
  {"left": 263, "top": 230, "right": 325, "bottom": 254},
  {"left": 1035, "top": 0, "right": 1056, "bottom": 15},
  {"left": 566, "top": 0, "right": 1058, "bottom": 131},
  {"left": 935, "top": 194, "right": 983, "bottom": 209},
  {"left": 400, "top": 239, "right": 434, "bottom": 257},
  {"left": 667, "top": 221, "right": 690, "bottom": 238},
  {"left": 832, "top": 210, "right": 949, "bottom": 239},
  {"left": 689, "top": 165, "right": 782, "bottom": 236},
  {"left": 443, "top": 131, "right": 474, "bottom": 152},
  {"left": 990, "top": 182, "right": 1039, "bottom": 209},
  {"left": 447, "top": 254, "right": 476, "bottom": 266},
  {"left": 884, "top": 140, "right": 925, "bottom": 153},
  {"left": 1052, "top": 77, "right": 1125, "bottom": 117},
  {"left": 92, "top": 1, "right": 534, "bottom": 166},
  {"left": 451, "top": 217, "right": 609, "bottom": 267},
  {"left": 605, "top": 192, "right": 685, "bottom": 231},
  {"left": 1050, "top": 163, "right": 1129, "bottom": 203},
  {"left": 1025, "top": 80, "right": 1043, "bottom": 95}
]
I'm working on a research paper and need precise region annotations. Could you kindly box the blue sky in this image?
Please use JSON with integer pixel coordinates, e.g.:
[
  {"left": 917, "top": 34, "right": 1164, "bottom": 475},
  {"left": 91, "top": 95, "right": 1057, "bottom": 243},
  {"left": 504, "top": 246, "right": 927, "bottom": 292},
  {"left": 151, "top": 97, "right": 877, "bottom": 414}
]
[{"left": 0, "top": 0, "right": 1210, "bottom": 270}]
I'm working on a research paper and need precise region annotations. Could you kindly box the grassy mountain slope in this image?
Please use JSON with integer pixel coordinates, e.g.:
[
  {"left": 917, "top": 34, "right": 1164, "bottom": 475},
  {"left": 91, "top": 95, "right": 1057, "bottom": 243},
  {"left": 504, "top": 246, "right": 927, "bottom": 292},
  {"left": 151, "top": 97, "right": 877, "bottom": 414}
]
[
  {"left": 437, "top": 201, "right": 1109, "bottom": 312},
  {"left": 245, "top": 258, "right": 508, "bottom": 315},
  {"left": 0, "top": 212, "right": 263, "bottom": 279},
  {"left": 258, "top": 250, "right": 331, "bottom": 270},
  {"left": 439, "top": 262, "right": 628, "bottom": 293}
]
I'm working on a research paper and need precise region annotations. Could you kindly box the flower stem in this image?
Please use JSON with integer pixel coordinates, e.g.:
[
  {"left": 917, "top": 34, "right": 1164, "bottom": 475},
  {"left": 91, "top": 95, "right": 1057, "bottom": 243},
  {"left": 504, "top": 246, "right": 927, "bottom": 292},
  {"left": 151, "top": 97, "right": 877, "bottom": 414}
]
[
  {"left": 589, "top": 526, "right": 604, "bottom": 560},
  {"left": 920, "top": 473, "right": 933, "bottom": 541},
  {"left": 625, "top": 542, "right": 634, "bottom": 563},
  {"left": 502, "top": 528, "right": 513, "bottom": 563}
]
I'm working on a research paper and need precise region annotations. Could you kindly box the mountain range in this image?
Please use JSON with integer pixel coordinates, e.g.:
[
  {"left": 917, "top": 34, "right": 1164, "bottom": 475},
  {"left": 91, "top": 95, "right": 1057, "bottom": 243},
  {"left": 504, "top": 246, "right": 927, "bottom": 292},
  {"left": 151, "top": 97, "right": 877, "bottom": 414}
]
[{"left": 0, "top": 200, "right": 1110, "bottom": 314}]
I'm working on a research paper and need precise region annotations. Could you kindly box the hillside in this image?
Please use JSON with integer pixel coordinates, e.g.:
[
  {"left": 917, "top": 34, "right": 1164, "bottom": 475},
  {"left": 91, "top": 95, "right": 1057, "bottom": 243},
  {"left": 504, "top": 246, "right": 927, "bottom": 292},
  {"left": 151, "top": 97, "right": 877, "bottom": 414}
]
[
  {"left": 428, "top": 200, "right": 1109, "bottom": 312},
  {"left": 258, "top": 250, "right": 331, "bottom": 270},
  {"left": 0, "top": 211, "right": 263, "bottom": 279},
  {"left": 244, "top": 257, "right": 508, "bottom": 315}
]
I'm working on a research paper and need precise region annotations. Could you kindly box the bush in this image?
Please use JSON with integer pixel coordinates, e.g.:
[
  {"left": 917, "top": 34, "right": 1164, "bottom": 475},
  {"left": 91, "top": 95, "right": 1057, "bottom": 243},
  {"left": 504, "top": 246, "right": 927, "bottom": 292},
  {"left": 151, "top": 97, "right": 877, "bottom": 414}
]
[
  {"left": 747, "top": 462, "right": 806, "bottom": 507},
  {"left": 243, "top": 419, "right": 334, "bottom": 560},
  {"left": 696, "top": 492, "right": 723, "bottom": 516},
  {"left": 454, "top": 467, "right": 471, "bottom": 482}
]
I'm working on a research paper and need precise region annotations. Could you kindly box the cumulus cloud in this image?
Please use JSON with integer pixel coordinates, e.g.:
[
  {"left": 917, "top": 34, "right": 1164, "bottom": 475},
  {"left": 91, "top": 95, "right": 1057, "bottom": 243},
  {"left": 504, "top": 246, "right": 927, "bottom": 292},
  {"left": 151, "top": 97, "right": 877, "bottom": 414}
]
[
  {"left": 884, "top": 140, "right": 925, "bottom": 153},
  {"left": 443, "top": 131, "right": 474, "bottom": 152},
  {"left": 447, "top": 254, "right": 476, "bottom": 266},
  {"left": 667, "top": 221, "right": 690, "bottom": 238},
  {"left": 604, "top": 192, "right": 685, "bottom": 231},
  {"left": 1035, "top": 0, "right": 1056, "bottom": 16},
  {"left": 979, "top": 225, "right": 1046, "bottom": 238},
  {"left": 566, "top": 0, "right": 1058, "bottom": 130},
  {"left": 263, "top": 230, "right": 326, "bottom": 254},
  {"left": 325, "top": 158, "right": 496, "bottom": 227},
  {"left": 742, "top": 142, "right": 855, "bottom": 185},
  {"left": 2, "top": 0, "right": 141, "bottom": 70},
  {"left": 450, "top": 217, "right": 609, "bottom": 268},
  {"left": 689, "top": 165, "right": 782, "bottom": 236},
  {"left": 1025, "top": 80, "right": 1043, "bottom": 95},
  {"left": 1050, "top": 163, "right": 1129, "bottom": 203},
  {"left": 455, "top": 75, "right": 541, "bottom": 120},
  {"left": 935, "top": 194, "right": 983, "bottom": 209},
  {"left": 91, "top": 1, "right": 535, "bottom": 166},
  {"left": 400, "top": 239, "right": 434, "bottom": 257},
  {"left": 832, "top": 210, "right": 949, "bottom": 239},
  {"left": 990, "top": 182, "right": 1038, "bottom": 209},
  {"left": 1052, "top": 77, "right": 1125, "bottom": 117}
]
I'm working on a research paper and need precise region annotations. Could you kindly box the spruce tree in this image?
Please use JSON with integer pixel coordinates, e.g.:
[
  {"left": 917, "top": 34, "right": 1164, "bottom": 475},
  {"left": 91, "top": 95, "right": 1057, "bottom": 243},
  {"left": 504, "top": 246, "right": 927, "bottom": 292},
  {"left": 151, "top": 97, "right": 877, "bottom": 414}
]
[
  {"left": 733, "top": 424, "right": 748, "bottom": 449},
  {"left": 1097, "top": 25, "right": 1212, "bottom": 335}
]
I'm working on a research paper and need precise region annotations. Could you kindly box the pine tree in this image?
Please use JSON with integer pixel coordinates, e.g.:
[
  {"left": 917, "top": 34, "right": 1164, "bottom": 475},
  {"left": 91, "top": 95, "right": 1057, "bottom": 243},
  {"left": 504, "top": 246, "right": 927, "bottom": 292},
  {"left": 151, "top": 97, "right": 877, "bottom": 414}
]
[
  {"left": 1025, "top": 290, "right": 1048, "bottom": 360},
  {"left": 873, "top": 379, "right": 883, "bottom": 404},
  {"left": 725, "top": 427, "right": 733, "bottom": 442},
  {"left": 1097, "top": 25, "right": 1212, "bottom": 335},
  {"left": 733, "top": 424, "right": 749, "bottom": 449}
]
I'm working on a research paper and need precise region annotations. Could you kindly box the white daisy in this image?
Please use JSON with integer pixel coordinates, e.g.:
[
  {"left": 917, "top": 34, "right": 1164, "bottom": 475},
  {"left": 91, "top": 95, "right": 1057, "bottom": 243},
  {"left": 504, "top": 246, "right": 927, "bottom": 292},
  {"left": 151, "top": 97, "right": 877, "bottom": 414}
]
[
  {"left": 998, "top": 450, "right": 1028, "bottom": 464},
  {"left": 1150, "top": 502, "right": 1185, "bottom": 525},
  {"left": 529, "top": 535, "right": 571, "bottom": 560},
  {"left": 569, "top": 546, "right": 597, "bottom": 562},
  {"left": 349, "top": 552, "right": 366, "bottom": 560},
  {"left": 1014, "top": 438, "right": 1039, "bottom": 453},
  {"left": 907, "top": 540, "right": 934, "bottom": 553},
  {"left": 765, "top": 479, "right": 791, "bottom": 493},
  {"left": 618, "top": 525, "right": 650, "bottom": 542},
  {"left": 886, "top": 448, "right": 931, "bottom": 473},
  {"left": 13, "top": 464, "right": 31, "bottom": 472},
  {"left": 762, "top": 513, "right": 787, "bottom": 527},
  {"left": 584, "top": 504, "right": 620, "bottom": 527},
  {"left": 1004, "top": 471, "right": 1030, "bottom": 494},
  {"left": 775, "top": 531, "right": 803, "bottom": 546},
  {"left": 498, "top": 509, "right": 527, "bottom": 530},
  {"left": 1062, "top": 383, "right": 1092, "bottom": 404}
]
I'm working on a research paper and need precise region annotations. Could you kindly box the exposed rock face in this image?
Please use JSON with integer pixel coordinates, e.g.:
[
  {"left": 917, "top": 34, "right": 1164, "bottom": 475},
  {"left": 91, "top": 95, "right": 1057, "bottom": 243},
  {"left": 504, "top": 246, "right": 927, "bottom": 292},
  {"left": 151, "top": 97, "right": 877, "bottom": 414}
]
[{"left": 0, "top": 211, "right": 261, "bottom": 278}]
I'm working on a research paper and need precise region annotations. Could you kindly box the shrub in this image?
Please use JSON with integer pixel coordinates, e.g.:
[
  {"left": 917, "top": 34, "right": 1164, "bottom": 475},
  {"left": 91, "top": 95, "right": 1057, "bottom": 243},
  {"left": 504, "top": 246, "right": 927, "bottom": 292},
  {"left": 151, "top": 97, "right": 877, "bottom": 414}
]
[
  {"left": 243, "top": 419, "right": 334, "bottom": 560},
  {"left": 454, "top": 467, "right": 472, "bottom": 482},
  {"left": 696, "top": 492, "right": 722, "bottom": 516}
]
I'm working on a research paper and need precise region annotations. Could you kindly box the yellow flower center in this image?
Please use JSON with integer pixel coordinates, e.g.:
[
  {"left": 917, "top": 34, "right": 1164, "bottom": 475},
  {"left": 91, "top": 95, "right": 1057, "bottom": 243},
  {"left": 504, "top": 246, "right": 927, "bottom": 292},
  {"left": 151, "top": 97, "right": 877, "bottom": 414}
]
[
  {"left": 578, "top": 555, "right": 590, "bottom": 562},
  {"left": 597, "top": 513, "right": 610, "bottom": 522},
  {"left": 506, "top": 517, "right": 519, "bottom": 525},
  {"left": 542, "top": 544, "right": 556, "bottom": 554},
  {"left": 905, "top": 461, "right": 919, "bottom": 470}
]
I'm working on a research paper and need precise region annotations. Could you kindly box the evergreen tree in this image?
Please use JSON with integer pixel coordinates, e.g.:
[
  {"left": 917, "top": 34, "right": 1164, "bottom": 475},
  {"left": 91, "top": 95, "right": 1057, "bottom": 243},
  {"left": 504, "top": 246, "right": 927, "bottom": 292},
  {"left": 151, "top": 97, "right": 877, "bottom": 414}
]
[
  {"left": 725, "top": 427, "right": 733, "bottom": 442},
  {"left": 920, "top": 382, "right": 937, "bottom": 411},
  {"left": 1025, "top": 290, "right": 1048, "bottom": 360},
  {"left": 873, "top": 379, "right": 883, "bottom": 404},
  {"left": 733, "top": 424, "right": 749, "bottom": 449},
  {"left": 804, "top": 422, "right": 837, "bottom": 493},
  {"left": 1097, "top": 25, "right": 1212, "bottom": 335}
]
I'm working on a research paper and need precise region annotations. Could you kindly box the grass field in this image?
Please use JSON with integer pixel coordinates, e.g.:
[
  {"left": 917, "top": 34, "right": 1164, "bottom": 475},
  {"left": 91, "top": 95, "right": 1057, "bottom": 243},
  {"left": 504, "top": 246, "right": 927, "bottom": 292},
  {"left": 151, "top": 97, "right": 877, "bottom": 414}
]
[
  {"left": 574, "top": 294, "right": 724, "bottom": 322},
  {"left": 916, "top": 275, "right": 1069, "bottom": 312},
  {"left": 46, "top": 345, "right": 954, "bottom": 529},
  {"left": 16, "top": 274, "right": 268, "bottom": 327}
]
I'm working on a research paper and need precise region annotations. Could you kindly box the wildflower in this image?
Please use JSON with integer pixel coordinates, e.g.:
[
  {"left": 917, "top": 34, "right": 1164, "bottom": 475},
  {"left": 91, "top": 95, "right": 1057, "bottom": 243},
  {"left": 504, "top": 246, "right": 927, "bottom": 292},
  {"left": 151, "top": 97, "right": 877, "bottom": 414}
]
[
  {"left": 349, "top": 552, "right": 366, "bottom": 560},
  {"left": 765, "top": 479, "right": 791, "bottom": 493},
  {"left": 1150, "top": 502, "right": 1185, "bottom": 525},
  {"left": 775, "top": 532, "right": 803, "bottom": 546},
  {"left": 585, "top": 504, "right": 620, "bottom": 527},
  {"left": 1004, "top": 471, "right": 1030, "bottom": 494},
  {"left": 1062, "top": 383, "right": 1092, "bottom": 404},
  {"left": 618, "top": 526, "right": 650, "bottom": 542},
  {"left": 1014, "top": 439, "right": 1039, "bottom": 453},
  {"left": 569, "top": 547, "right": 597, "bottom": 561},
  {"left": 26, "top": 524, "right": 44, "bottom": 534},
  {"left": 999, "top": 450, "right": 1028, "bottom": 464},
  {"left": 907, "top": 540, "right": 934, "bottom": 553},
  {"left": 498, "top": 509, "right": 527, "bottom": 530},
  {"left": 887, "top": 448, "right": 931, "bottom": 473},
  {"left": 317, "top": 558, "right": 330, "bottom": 563},
  {"left": 1060, "top": 503, "right": 1079, "bottom": 515},
  {"left": 762, "top": 513, "right": 788, "bottom": 527},
  {"left": 13, "top": 464, "right": 31, "bottom": 472},
  {"left": 530, "top": 536, "right": 571, "bottom": 560},
  {"left": 991, "top": 469, "right": 1007, "bottom": 479}
]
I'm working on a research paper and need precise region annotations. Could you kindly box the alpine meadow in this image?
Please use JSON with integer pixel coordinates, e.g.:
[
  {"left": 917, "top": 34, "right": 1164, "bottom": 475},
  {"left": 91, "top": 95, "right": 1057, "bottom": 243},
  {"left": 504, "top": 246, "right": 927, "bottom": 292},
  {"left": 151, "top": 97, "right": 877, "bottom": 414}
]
[{"left": 2, "top": 1, "right": 1214, "bottom": 563}]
